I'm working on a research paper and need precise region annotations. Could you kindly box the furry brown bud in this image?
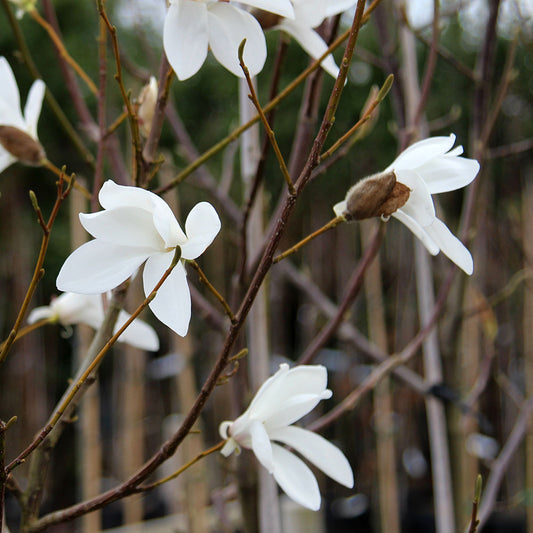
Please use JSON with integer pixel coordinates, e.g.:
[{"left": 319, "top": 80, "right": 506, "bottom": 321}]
[
  {"left": 0, "top": 125, "right": 45, "bottom": 166},
  {"left": 344, "top": 170, "right": 410, "bottom": 221}
]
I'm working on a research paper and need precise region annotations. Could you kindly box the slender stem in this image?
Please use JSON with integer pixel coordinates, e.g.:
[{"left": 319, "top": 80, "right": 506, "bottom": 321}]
[
  {"left": 273, "top": 216, "right": 344, "bottom": 264},
  {"left": 29, "top": 8, "right": 98, "bottom": 95},
  {"left": 42, "top": 160, "right": 91, "bottom": 199},
  {"left": 0, "top": 177, "right": 73, "bottom": 365},
  {"left": 0, "top": 319, "right": 49, "bottom": 352},
  {"left": 6, "top": 248, "right": 181, "bottom": 473},
  {"left": 139, "top": 441, "right": 224, "bottom": 491},
  {"left": 188, "top": 261, "right": 235, "bottom": 322},
  {"left": 239, "top": 41, "right": 295, "bottom": 195}
]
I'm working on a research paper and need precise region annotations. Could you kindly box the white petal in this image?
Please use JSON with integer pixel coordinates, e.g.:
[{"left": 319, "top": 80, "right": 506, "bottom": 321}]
[
  {"left": 385, "top": 134, "right": 456, "bottom": 173},
  {"left": 53, "top": 292, "right": 102, "bottom": 326},
  {"left": 391, "top": 210, "right": 439, "bottom": 255},
  {"left": 394, "top": 169, "right": 435, "bottom": 227},
  {"left": 80, "top": 208, "right": 164, "bottom": 250},
  {"left": 27, "top": 306, "right": 55, "bottom": 324},
  {"left": 114, "top": 310, "right": 160, "bottom": 351},
  {"left": 324, "top": 0, "right": 357, "bottom": 17},
  {"left": 269, "top": 426, "right": 354, "bottom": 487},
  {"left": 249, "top": 365, "right": 329, "bottom": 423},
  {"left": 143, "top": 253, "right": 191, "bottom": 336},
  {"left": 0, "top": 57, "right": 24, "bottom": 129},
  {"left": 23, "top": 79, "right": 45, "bottom": 139},
  {"left": 291, "top": 0, "right": 327, "bottom": 28},
  {"left": 207, "top": 4, "right": 267, "bottom": 78},
  {"left": 249, "top": 419, "right": 274, "bottom": 472},
  {"left": 181, "top": 202, "right": 221, "bottom": 260},
  {"left": 271, "top": 444, "right": 321, "bottom": 510},
  {"left": 425, "top": 218, "right": 474, "bottom": 275},
  {"left": 0, "top": 149, "right": 16, "bottom": 173},
  {"left": 333, "top": 200, "right": 347, "bottom": 217},
  {"left": 416, "top": 155, "right": 480, "bottom": 195},
  {"left": 56, "top": 240, "right": 151, "bottom": 294},
  {"left": 163, "top": 0, "right": 209, "bottom": 80},
  {"left": 220, "top": 437, "right": 239, "bottom": 457},
  {"left": 240, "top": 0, "right": 294, "bottom": 18},
  {"left": 277, "top": 21, "right": 339, "bottom": 78}
]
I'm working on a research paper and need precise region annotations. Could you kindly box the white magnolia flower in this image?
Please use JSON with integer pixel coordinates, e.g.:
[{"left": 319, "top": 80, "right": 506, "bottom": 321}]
[
  {"left": 0, "top": 56, "right": 45, "bottom": 172},
  {"left": 56, "top": 180, "right": 221, "bottom": 337},
  {"left": 163, "top": 0, "right": 294, "bottom": 80},
  {"left": 334, "top": 134, "right": 480, "bottom": 275},
  {"left": 219, "top": 363, "right": 354, "bottom": 510},
  {"left": 137, "top": 76, "right": 158, "bottom": 138},
  {"left": 274, "top": 0, "right": 356, "bottom": 78},
  {"left": 28, "top": 292, "right": 160, "bottom": 351}
]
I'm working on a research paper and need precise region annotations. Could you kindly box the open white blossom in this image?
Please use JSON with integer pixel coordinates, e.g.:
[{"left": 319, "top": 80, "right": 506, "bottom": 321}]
[
  {"left": 219, "top": 363, "right": 354, "bottom": 510},
  {"left": 0, "top": 56, "right": 45, "bottom": 172},
  {"left": 28, "top": 292, "right": 159, "bottom": 351},
  {"left": 334, "top": 134, "right": 480, "bottom": 275},
  {"left": 56, "top": 180, "right": 221, "bottom": 337},
  {"left": 163, "top": 0, "right": 294, "bottom": 80},
  {"left": 274, "top": 0, "right": 356, "bottom": 78}
]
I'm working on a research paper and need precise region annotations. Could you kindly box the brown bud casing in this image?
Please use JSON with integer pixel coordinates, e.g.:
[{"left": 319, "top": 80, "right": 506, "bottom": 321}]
[
  {"left": 251, "top": 9, "right": 282, "bottom": 29},
  {"left": 0, "top": 125, "right": 46, "bottom": 167},
  {"left": 345, "top": 170, "right": 410, "bottom": 221}
]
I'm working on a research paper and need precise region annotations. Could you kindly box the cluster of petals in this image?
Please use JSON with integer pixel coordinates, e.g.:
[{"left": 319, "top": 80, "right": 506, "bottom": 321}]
[
  {"left": 28, "top": 292, "right": 159, "bottom": 351},
  {"left": 219, "top": 363, "right": 354, "bottom": 510},
  {"left": 334, "top": 134, "right": 480, "bottom": 275},
  {"left": 273, "top": 0, "right": 356, "bottom": 78},
  {"left": 56, "top": 180, "right": 221, "bottom": 337},
  {"left": 0, "top": 56, "right": 45, "bottom": 173},
  {"left": 163, "top": 0, "right": 294, "bottom": 80}
]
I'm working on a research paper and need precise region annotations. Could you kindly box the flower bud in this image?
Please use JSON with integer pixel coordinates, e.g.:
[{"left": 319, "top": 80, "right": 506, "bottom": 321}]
[
  {"left": 0, "top": 125, "right": 46, "bottom": 167},
  {"left": 343, "top": 170, "right": 410, "bottom": 221},
  {"left": 9, "top": 0, "right": 37, "bottom": 17},
  {"left": 137, "top": 77, "right": 158, "bottom": 138}
]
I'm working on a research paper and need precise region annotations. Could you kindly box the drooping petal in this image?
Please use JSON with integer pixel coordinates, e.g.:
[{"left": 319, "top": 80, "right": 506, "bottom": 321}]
[
  {"left": 0, "top": 57, "right": 24, "bottom": 129},
  {"left": 415, "top": 154, "right": 480, "bottom": 195},
  {"left": 181, "top": 201, "right": 221, "bottom": 260},
  {"left": 269, "top": 426, "right": 354, "bottom": 487},
  {"left": 324, "top": 0, "right": 357, "bottom": 17},
  {"left": 114, "top": 309, "right": 160, "bottom": 351},
  {"left": 271, "top": 444, "right": 321, "bottom": 510},
  {"left": 249, "top": 418, "right": 275, "bottom": 472},
  {"left": 207, "top": 3, "right": 267, "bottom": 78},
  {"left": 57, "top": 240, "right": 152, "bottom": 294},
  {"left": 291, "top": 0, "right": 327, "bottom": 27},
  {"left": 164, "top": 0, "right": 209, "bottom": 80},
  {"left": 220, "top": 436, "right": 239, "bottom": 457},
  {"left": 391, "top": 210, "right": 439, "bottom": 255},
  {"left": 0, "top": 150, "right": 16, "bottom": 173},
  {"left": 385, "top": 134, "right": 457, "bottom": 173},
  {"left": 80, "top": 208, "right": 164, "bottom": 250},
  {"left": 394, "top": 169, "right": 435, "bottom": 227},
  {"left": 425, "top": 218, "right": 474, "bottom": 275},
  {"left": 143, "top": 253, "right": 191, "bottom": 336},
  {"left": 277, "top": 21, "right": 339, "bottom": 78},
  {"left": 53, "top": 292, "right": 102, "bottom": 326},
  {"left": 240, "top": 0, "right": 295, "bottom": 18},
  {"left": 23, "top": 79, "right": 45, "bottom": 138}
]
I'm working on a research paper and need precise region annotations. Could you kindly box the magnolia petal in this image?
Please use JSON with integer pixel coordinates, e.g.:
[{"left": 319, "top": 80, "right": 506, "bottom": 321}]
[
  {"left": 207, "top": 4, "right": 267, "bottom": 78},
  {"left": 0, "top": 57, "right": 24, "bottom": 130},
  {"left": 181, "top": 201, "right": 221, "bottom": 260},
  {"left": 114, "top": 310, "right": 160, "bottom": 351},
  {"left": 394, "top": 168, "right": 435, "bottom": 227},
  {"left": 278, "top": 21, "right": 339, "bottom": 78},
  {"left": 333, "top": 200, "right": 347, "bottom": 217},
  {"left": 57, "top": 240, "right": 151, "bottom": 294},
  {"left": 385, "top": 134, "right": 456, "bottom": 173},
  {"left": 248, "top": 364, "right": 328, "bottom": 422},
  {"left": 264, "top": 391, "right": 331, "bottom": 431},
  {"left": 23, "top": 79, "right": 45, "bottom": 138},
  {"left": 164, "top": 0, "right": 209, "bottom": 80},
  {"left": 416, "top": 155, "right": 480, "bottom": 195},
  {"left": 291, "top": 0, "right": 327, "bottom": 27},
  {"left": 240, "top": 0, "right": 294, "bottom": 18},
  {"left": 271, "top": 444, "right": 321, "bottom": 510},
  {"left": 425, "top": 218, "right": 474, "bottom": 275},
  {"left": 27, "top": 306, "right": 55, "bottom": 324},
  {"left": 249, "top": 418, "right": 274, "bottom": 472},
  {"left": 325, "top": 0, "right": 357, "bottom": 17},
  {"left": 80, "top": 208, "right": 164, "bottom": 250},
  {"left": 220, "top": 437, "right": 239, "bottom": 457},
  {"left": 392, "top": 210, "right": 439, "bottom": 255},
  {"left": 143, "top": 253, "right": 191, "bottom": 336},
  {"left": 53, "top": 293, "right": 102, "bottom": 326},
  {"left": 269, "top": 426, "right": 354, "bottom": 488}
]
